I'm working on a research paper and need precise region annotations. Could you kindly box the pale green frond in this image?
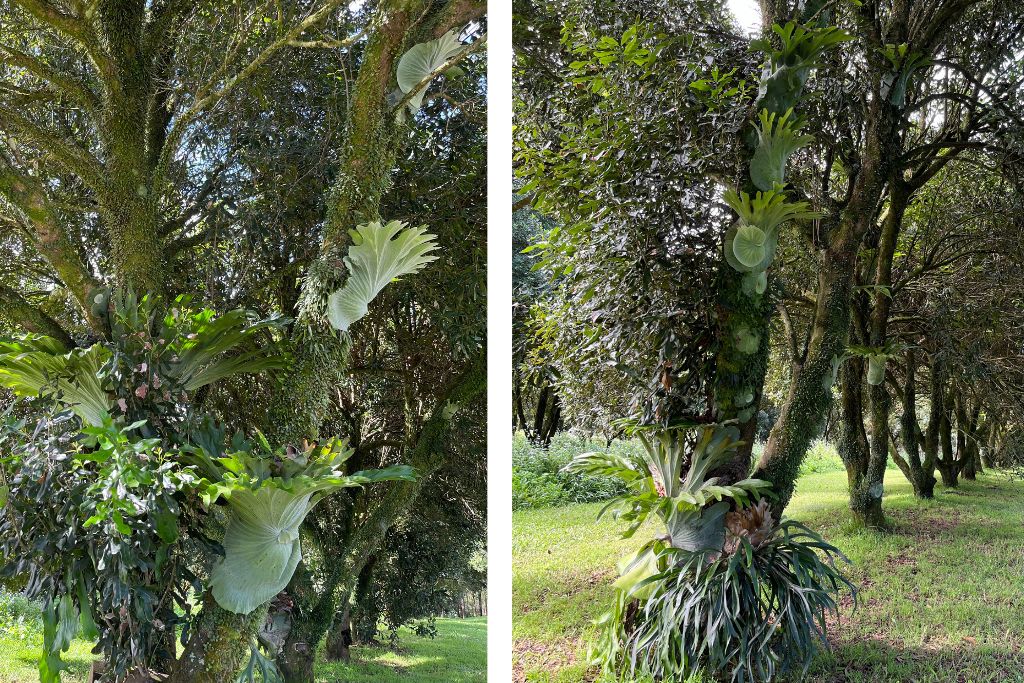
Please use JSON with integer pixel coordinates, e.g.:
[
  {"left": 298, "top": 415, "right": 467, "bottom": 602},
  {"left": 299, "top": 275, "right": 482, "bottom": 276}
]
[
  {"left": 211, "top": 488, "right": 310, "bottom": 614},
  {"left": 724, "top": 187, "right": 820, "bottom": 234},
  {"left": 750, "top": 108, "right": 814, "bottom": 191},
  {"left": 0, "top": 337, "right": 112, "bottom": 425},
  {"left": 326, "top": 220, "right": 439, "bottom": 332},
  {"left": 396, "top": 30, "right": 465, "bottom": 116}
]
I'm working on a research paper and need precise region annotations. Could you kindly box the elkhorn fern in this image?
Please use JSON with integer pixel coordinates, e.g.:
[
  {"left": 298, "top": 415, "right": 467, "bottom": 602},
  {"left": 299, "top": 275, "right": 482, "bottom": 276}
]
[
  {"left": 724, "top": 187, "right": 819, "bottom": 234},
  {"left": 395, "top": 30, "right": 465, "bottom": 118},
  {"left": 749, "top": 108, "right": 814, "bottom": 191},
  {"left": 326, "top": 220, "right": 439, "bottom": 332},
  {"left": 0, "top": 337, "right": 111, "bottom": 425},
  {"left": 189, "top": 436, "right": 415, "bottom": 614}
]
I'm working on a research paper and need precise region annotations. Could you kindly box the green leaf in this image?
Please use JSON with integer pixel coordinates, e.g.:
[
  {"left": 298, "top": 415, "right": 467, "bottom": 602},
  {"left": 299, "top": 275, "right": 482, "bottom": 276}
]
[
  {"left": 731, "top": 224, "right": 769, "bottom": 269},
  {"left": 396, "top": 30, "right": 465, "bottom": 116},
  {"left": 210, "top": 488, "right": 310, "bottom": 614},
  {"left": 326, "top": 220, "right": 439, "bottom": 332}
]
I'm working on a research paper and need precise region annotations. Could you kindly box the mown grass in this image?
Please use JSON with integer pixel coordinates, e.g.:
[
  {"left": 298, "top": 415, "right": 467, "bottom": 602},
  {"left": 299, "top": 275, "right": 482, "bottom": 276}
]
[
  {"left": 513, "top": 467, "right": 1024, "bottom": 682},
  {"left": 0, "top": 617, "right": 487, "bottom": 683}
]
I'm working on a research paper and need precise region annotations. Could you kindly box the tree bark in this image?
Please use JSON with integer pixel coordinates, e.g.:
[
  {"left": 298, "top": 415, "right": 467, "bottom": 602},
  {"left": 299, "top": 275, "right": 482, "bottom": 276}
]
[
  {"left": 754, "top": 76, "right": 900, "bottom": 514},
  {"left": 935, "top": 387, "right": 959, "bottom": 488},
  {"left": 171, "top": 595, "right": 266, "bottom": 683},
  {"left": 898, "top": 349, "right": 935, "bottom": 498}
]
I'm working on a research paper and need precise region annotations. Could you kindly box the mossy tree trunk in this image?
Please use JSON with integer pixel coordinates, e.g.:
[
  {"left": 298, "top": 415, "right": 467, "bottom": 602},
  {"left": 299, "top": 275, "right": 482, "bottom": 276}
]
[
  {"left": 747, "top": 1, "right": 995, "bottom": 516},
  {"left": 170, "top": 595, "right": 266, "bottom": 683},
  {"left": 254, "top": 3, "right": 484, "bottom": 680},
  {"left": 838, "top": 356, "right": 885, "bottom": 527},
  {"left": 753, "top": 211, "right": 881, "bottom": 514},
  {"left": 895, "top": 349, "right": 936, "bottom": 498}
]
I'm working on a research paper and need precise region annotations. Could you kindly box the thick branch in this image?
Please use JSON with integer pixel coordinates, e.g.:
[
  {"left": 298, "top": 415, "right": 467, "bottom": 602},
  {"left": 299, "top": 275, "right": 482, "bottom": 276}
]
[
  {"left": 0, "top": 284, "right": 74, "bottom": 347},
  {"left": 0, "top": 44, "right": 100, "bottom": 113},
  {"left": 0, "top": 108, "right": 107, "bottom": 191}
]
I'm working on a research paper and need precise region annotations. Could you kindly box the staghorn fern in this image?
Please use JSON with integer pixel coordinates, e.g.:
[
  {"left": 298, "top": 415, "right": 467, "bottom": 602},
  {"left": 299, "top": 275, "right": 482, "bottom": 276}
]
[
  {"left": 848, "top": 342, "right": 907, "bottom": 386},
  {"left": 723, "top": 188, "right": 819, "bottom": 275},
  {"left": 326, "top": 220, "right": 439, "bottom": 332},
  {"left": 0, "top": 296, "right": 287, "bottom": 426},
  {"left": 563, "top": 424, "right": 771, "bottom": 553},
  {"left": 0, "top": 337, "right": 111, "bottom": 425},
  {"left": 395, "top": 30, "right": 465, "bottom": 119},
  {"left": 751, "top": 22, "right": 854, "bottom": 113},
  {"left": 725, "top": 187, "right": 820, "bottom": 235},
  {"left": 188, "top": 434, "right": 415, "bottom": 614},
  {"left": 749, "top": 108, "right": 814, "bottom": 191}
]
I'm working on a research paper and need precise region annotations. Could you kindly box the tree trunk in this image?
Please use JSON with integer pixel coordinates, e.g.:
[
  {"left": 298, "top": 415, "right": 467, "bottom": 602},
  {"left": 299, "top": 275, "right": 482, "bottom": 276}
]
[
  {"left": 838, "top": 358, "right": 885, "bottom": 528},
  {"left": 171, "top": 595, "right": 266, "bottom": 683},
  {"left": 325, "top": 606, "right": 352, "bottom": 662},
  {"left": 276, "top": 351, "right": 485, "bottom": 683},
  {"left": 753, "top": 72, "right": 901, "bottom": 515},
  {"left": 898, "top": 349, "right": 935, "bottom": 498},
  {"left": 936, "top": 390, "right": 959, "bottom": 488}
]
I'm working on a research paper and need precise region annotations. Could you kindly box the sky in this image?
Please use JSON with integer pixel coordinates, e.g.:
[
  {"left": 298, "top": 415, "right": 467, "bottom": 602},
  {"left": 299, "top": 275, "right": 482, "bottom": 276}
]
[{"left": 727, "top": 0, "right": 762, "bottom": 34}]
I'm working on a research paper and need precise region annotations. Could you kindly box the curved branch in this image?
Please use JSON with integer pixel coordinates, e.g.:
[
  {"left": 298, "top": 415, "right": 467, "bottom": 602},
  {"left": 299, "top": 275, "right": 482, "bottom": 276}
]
[
  {"left": 0, "top": 108, "right": 107, "bottom": 192},
  {"left": 0, "top": 44, "right": 100, "bottom": 113},
  {"left": 0, "top": 284, "right": 74, "bottom": 347},
  {"left": 0, "top": 163, "right": 102, "bottom": 332}
]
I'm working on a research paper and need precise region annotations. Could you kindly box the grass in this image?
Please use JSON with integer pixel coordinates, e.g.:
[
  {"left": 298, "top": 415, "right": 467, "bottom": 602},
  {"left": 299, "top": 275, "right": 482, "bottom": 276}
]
[
  {"left": 0, "top": 617, "right": 487, "bottom": 683},
  {"left": 513, "top": 467, "right": 1024, "bottom": 683}
]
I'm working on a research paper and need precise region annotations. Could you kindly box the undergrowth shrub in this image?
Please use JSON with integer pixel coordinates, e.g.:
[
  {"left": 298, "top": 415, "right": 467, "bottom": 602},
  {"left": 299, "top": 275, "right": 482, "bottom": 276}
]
[
  {"left": 797, "top": 439, "right": 845, "bottom": 476},
  {"left": 512, "top": 432, "right": 633, "bottom": 509},
  {"left": 0, "top": 590, "right": 43, "bottom": 645}
]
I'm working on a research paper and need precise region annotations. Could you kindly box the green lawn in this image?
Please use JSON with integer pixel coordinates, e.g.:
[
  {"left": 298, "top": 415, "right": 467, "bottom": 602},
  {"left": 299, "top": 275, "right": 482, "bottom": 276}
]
[
  {"left": 513, "top": 469, "right": 1024, "bottom": 682},
  {"left": 0, "top": 617, "right": 487, "bottom": 683}
]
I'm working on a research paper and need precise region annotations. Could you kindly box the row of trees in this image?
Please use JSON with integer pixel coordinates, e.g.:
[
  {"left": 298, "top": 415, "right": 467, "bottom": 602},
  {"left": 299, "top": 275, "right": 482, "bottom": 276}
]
[
  {"left": 515, "top": 0, "right": 1024, "bottom": 678},
  {"left": 514, "top": 0, "right": 1024, "bottom": 525},
  {"left": 0, "top": 1, "right": 486, "bottom": 681}
]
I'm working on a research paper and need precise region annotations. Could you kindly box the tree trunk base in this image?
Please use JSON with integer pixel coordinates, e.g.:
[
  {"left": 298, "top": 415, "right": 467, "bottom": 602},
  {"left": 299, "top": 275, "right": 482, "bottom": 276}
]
[{"left": 849, "top": 493, "right": 886, "bottom": 530}]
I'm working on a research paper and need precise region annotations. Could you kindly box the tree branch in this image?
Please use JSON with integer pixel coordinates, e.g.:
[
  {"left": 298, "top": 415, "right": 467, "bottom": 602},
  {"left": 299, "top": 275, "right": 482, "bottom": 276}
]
[
  {"left": 0, "top": 162, "right": 103, "bottom": 332},
  {"left": 154, "top": 0, "right": 355, "bottom": 188},
  {"left": 0, "top": 108, "right": 107, "bottom": 191},
  {"left": 0, "top": 284, "right": 74, "bottom": 347},
  {"left": 0, "top": 44, "right": 100, "bottom": 113}
]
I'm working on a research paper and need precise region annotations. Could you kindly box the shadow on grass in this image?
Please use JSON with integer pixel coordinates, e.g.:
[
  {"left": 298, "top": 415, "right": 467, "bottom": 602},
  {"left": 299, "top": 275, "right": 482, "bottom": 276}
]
[{"left": 315, "top": 618, "right": 486, "bottom": 683}]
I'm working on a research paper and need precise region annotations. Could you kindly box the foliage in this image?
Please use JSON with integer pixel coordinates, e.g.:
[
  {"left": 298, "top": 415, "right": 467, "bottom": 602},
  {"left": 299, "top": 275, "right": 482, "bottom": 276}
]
[
  {"left": 511, "top": 432, "right": 631, "bottom": 510},
  {"left": 352, "top": 476, "right": 485, "bottom": 643},
  {"left": 515, "top": 8, "right": 746, "bottom": 425},
  {"left": 564, "top": 424, "right": 770, "bottom": 548},
  {"left": 0, "top": 416, "right": 194, "bottom": 682},
  {"left": 0, "top": 297, "right": 411, "bottom": 677},
  {"left": 598, "top": 520, "right": 853, "bottom": 683},
  {"left": 560, "top": 423, "right": 858, "bottom": 680},
  {"left": 187, "top": 431, "right": 416, "bottom": 614}
]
